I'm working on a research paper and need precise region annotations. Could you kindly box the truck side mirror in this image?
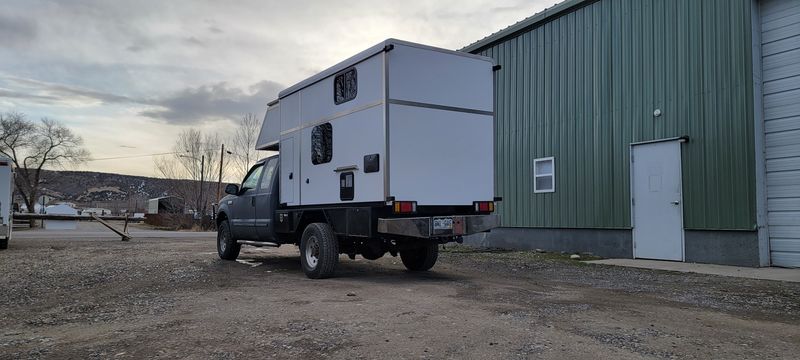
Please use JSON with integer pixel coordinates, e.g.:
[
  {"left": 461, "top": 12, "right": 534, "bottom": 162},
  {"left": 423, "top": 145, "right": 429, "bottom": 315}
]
[{"left": 224, "top": 184, "right": 239, "bottom": 195}]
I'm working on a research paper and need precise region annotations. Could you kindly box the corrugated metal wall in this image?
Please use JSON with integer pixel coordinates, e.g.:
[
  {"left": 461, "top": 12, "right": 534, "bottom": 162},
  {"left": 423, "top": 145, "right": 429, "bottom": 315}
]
[{"left": 473, "top": 0, "right": 756, "bottom": 230}]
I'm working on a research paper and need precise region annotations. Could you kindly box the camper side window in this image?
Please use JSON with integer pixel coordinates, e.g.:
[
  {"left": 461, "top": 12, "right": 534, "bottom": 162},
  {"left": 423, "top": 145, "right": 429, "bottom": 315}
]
[
  {"left": 334, "top": 67, "right": 357, "bottom": 105},
  {"left": 311, "top": 123, "right": 333, "bottom": 165}
]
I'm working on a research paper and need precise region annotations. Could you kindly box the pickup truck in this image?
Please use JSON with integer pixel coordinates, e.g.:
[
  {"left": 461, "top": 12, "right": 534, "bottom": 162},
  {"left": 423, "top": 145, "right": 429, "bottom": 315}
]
[{"left": 215, "top": 39, "right": 500, "bottom": 278}]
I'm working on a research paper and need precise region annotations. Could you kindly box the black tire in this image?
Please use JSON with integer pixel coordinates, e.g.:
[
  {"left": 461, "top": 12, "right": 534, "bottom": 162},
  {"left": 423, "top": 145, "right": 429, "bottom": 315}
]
[
  {"left": 0, "top": 238, "right": 7, "bottom": 250},
  {"left": 217, "top": 220, "right": 240, "bottom": 260},
  {"left": 300, "top": 223, "right": 339, "bottom": 279},
  {"left": 400, "top": 242, "right": 439, "bottom": 271}
]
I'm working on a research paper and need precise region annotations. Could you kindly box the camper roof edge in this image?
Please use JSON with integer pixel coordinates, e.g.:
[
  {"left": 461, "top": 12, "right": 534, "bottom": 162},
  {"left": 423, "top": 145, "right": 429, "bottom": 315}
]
[{"left": 273, "top": 38, "right": 495, "bottom": 101}]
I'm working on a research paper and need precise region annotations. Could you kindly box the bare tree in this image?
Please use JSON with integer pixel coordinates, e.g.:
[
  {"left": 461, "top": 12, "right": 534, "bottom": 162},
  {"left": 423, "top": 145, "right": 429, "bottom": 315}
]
[
  {"left": 0, "top": 112, "right": 90, "bottom": 214},
  {"left": 155, "top": 129, "right": 226, "bottom": 216},
  {"left": 229, "top": 113, "right": 268, "bottom": 180}
]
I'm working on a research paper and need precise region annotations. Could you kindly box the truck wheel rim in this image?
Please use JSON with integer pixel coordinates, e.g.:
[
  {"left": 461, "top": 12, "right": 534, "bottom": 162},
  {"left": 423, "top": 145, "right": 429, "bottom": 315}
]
[
  {"left": 305, "top": 236, "right": 319, "bottom": 269},
  {"left": 218, "top": 230, "right": 227, "bottom": 252}
]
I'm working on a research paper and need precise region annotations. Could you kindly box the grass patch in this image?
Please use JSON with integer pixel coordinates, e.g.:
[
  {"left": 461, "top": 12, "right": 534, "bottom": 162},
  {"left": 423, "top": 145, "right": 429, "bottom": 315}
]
[{"left": 440, "top": 244, "right": 602, "bottom": 265}]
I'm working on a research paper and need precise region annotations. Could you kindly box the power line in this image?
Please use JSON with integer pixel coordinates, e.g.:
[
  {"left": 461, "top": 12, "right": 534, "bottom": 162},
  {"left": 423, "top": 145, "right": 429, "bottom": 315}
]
[{"left": 87, "top": 149, "right": 220, "bottom": 162}]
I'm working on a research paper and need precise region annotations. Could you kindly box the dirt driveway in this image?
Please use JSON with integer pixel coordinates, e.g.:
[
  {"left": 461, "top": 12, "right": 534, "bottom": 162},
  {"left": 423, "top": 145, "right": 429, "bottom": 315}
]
[{"left": 1, "top": 232, "right": 798, "bottom": 359}]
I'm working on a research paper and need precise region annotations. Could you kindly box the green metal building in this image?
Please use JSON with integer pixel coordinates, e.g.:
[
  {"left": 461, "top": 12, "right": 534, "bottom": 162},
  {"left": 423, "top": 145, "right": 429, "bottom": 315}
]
[{"left": 462, "top": 0, "right": 800, "bottom": 267}]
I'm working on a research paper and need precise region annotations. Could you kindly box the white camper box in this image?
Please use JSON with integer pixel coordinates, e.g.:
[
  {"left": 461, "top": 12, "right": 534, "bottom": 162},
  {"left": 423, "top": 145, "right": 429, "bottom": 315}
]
[{"left": 256, "top": 39, "right": 495, "bottom": 208}]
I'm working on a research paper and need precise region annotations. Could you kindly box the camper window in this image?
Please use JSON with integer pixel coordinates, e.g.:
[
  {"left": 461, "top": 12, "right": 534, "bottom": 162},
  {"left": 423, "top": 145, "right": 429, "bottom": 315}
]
[
  {"left": 334, "top": 67, "right": 357, "bottom": 105},
  {"left": 312, "top": 123, "right": 333, "bottom": 165}
]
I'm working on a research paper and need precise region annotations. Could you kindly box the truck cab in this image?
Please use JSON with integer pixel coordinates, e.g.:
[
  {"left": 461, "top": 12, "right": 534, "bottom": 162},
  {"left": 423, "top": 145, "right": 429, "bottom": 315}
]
[{"left": 217, "top": 156, "right": 279, "bottom": 246}]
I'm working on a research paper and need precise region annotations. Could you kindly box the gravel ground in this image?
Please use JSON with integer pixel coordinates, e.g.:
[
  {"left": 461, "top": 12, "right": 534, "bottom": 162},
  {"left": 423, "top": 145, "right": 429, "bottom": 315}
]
[{"left": 0, "top": 232, "right": 798, "bottom": 359}]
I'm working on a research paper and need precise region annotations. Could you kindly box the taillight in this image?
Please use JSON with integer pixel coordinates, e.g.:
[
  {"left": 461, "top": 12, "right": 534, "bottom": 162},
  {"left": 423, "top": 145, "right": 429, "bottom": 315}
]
[
  {"left": 393, "top": 201, "right": 417, "bottom": 214},
  {"left": 474, "top": 201, "right": 495, "bottom": 213}
]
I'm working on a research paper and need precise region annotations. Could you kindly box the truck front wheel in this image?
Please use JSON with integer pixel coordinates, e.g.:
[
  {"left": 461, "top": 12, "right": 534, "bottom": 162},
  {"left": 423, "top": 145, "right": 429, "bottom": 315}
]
[
  {"left": 217, "top": 220, "right": 241, "bottom": 260},
  {"left": 0, "top": 237, "right": 7, "bottom": 250},
  {"left": 300, "top": 223, "right": 339, "bottom": 279},
  {"left": 400, "top": 242, "right": 438, "bottom": 271}
]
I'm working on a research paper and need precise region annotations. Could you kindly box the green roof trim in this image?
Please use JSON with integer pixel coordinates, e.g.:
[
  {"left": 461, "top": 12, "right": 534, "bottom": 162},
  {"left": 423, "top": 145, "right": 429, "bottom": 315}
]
[{"left": 460, "top": 0, "right": 594, "bottom": 53}]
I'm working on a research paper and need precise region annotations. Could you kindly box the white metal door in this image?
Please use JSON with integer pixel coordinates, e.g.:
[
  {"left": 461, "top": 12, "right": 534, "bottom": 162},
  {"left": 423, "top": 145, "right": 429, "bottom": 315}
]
[
  {"left": 631, "top": 141, "right": 684, "bottom": 261},
  {"left": 762, "top": 0, "right": 800, "bottom": 268},
  {"left": 279, "top": 137, "right": 296, "bottom": 206}
]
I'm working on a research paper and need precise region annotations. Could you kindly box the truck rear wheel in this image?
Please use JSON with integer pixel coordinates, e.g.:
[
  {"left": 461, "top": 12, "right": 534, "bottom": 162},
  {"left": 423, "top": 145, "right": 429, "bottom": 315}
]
[
  {"left": 217, "top": 220, "right": 240, "bottom": 260},
  {"left": 400, "top": 242, "right": 438, "bottom": 271},
  {"left": 0, "top": 238, "right": 7, "bottom": 250},
  {"left": 300, "top": 223, "right": 339, "bottom": 279}
]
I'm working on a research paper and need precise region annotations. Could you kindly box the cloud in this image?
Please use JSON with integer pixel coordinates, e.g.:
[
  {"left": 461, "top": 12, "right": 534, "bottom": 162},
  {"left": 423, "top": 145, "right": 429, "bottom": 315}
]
[
  {"left": 126, "top": 37, "right": 157, "bottom": 53},
  {"left": 0, "top": 88, "right": 58, "bottom": 101},
  {"left": 0, "top": 73, "right": 282, "bottom": 123},
  {"left": 183, "top": 36, "right": 205, "bottom": 47},
  {"left": 139, "top": 80, "right": 283, "bottom": 125},
  {"left": 0, "top": 14, "right": 37, "bottom": 47},
  {"left": 0, "top": 75, "right": 135, "bottom": 106}
]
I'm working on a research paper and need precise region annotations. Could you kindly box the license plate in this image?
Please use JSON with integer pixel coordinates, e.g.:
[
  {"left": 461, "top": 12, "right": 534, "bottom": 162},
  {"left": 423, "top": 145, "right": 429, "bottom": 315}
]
[{"left": 433, "top": 217, "right": 453, "bottom": 230}]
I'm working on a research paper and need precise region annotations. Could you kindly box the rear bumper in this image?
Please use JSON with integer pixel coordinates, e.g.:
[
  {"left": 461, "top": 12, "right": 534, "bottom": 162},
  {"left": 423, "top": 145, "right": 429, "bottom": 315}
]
[{"left": 377, "top": 214, "right": 499, "bottom": 238}]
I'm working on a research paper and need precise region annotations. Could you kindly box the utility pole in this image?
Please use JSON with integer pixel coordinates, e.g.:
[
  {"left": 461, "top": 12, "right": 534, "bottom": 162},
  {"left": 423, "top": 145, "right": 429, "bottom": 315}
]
[
  {"left": 199, "top": 155, "right": 205, "bottom": 217},
  {"left": 217, "top": 144, "right": 224, "bottom": 202}
]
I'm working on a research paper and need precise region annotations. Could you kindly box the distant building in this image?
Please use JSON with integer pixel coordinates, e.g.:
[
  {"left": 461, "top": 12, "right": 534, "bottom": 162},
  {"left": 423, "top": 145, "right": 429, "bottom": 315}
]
[
  {"left": 81, "top": 207, "right": 113, "bottom": 216},
  {"left": 44, "top": 204, "right": 78, "bottom": 230},
  {"left": 147, "top": 196, "right": 185, "bottom": 214}
]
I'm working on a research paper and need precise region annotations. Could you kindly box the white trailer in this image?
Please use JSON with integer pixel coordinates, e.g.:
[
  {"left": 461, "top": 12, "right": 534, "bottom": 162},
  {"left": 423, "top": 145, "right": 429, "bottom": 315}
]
[
  {"left": 217, "top": 39, "right": 499, "bottom": 278},
  {"left": 0, "top": 157, "right": 13, "bottom": 249}
]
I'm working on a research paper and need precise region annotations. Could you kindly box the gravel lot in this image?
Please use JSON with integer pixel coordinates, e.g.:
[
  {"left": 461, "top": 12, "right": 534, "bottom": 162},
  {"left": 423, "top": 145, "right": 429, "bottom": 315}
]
[{"left": 1, "top": 227, "right": 799, "bottom": 359}]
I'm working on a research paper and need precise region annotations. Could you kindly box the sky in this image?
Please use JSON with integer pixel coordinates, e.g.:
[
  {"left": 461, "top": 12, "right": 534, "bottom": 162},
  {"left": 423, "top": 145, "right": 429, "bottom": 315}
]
[{"left": 0, "top": 0, "right": 552, "bottom": 177}]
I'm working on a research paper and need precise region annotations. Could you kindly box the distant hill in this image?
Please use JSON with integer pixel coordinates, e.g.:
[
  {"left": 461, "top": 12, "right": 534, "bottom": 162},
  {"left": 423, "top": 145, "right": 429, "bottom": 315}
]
[
  {"left": 19, "top": 170, "right": 225, "bottom": 213},
  {"left": 38, "top": 170, "right": 177, "bottom": 203}
]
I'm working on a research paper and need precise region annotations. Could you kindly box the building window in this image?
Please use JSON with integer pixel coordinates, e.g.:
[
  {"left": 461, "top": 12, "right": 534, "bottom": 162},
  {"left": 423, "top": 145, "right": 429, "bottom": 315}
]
[
  {"left": 311, "top": 123, "right": 333, "bottom": 165},
  {"left": 533, "top": 157, "right": 555, "bottom": 193},
  {"left": 334, "top": 67, "right": 357, "bottom": 105}
]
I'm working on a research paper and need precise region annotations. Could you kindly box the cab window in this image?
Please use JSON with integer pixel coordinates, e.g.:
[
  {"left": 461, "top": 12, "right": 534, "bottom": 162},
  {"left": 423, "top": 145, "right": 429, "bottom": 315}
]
[
  {"left": 241, "top": 164, "right": 264, "bottom": 190},
  {"left": 259, "top": 158, "right": 278, "bottom": 193}
]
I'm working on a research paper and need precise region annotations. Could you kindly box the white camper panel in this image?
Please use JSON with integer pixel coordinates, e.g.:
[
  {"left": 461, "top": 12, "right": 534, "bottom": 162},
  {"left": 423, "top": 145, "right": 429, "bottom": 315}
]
[
  {"left": 300, "top": 105, "right": 385, "bottom": 205},
  {"left": 280, "top": 94, "right": 300, "bottom": 131},
  {"left": 388, "top": 105, "right": 494, "bottom": 205},
  {"left": 299, "top": 54, "right": 384, "bottom": 127},
  {"left": 388, "top": 43, "right": 493, "bottom": 112},
  {"left": 256, "top": 104, "right": 280, "bottom": 150},
  {"left": 279, "top": 136, "right": 297, "bottom": 205},
  {"left": 386, "top": 44, "right": 494, "bottom": 205},
  {"left": 279, "top": 93, "right": 301, "bottom": 206},
  {"left": 293, "top": 51, "right": 386, "bottom": 206}
]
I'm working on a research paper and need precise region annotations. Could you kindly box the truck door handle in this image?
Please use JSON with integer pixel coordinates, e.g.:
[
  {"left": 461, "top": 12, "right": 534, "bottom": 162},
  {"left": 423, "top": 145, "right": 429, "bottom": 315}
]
[
  {"left": 252, "top": 197, "right": 256, "bottom": 206},
  {"left": 671, "top": 200, "right": 680, "bottom": 205},
  {"left": 289, "top": 172, "right": 293, "bottom": 180}
]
